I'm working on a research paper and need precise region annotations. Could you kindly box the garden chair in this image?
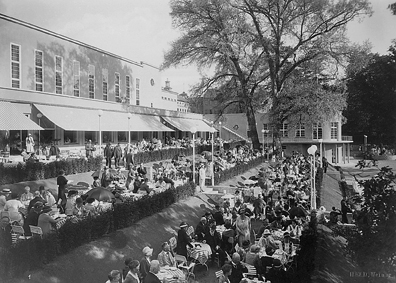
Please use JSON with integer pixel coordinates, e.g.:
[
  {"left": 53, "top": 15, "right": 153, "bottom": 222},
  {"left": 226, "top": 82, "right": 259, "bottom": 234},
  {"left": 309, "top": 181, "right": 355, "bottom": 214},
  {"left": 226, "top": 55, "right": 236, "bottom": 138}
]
[
  {"left": 11, "top": 225, "right": 31, "bottom": 241},
  {"left": 29, "top": 225, "right": 43, "bottom": 238},
  {"left": 175, "top": 254, "right": 195, "bottom": 281}
]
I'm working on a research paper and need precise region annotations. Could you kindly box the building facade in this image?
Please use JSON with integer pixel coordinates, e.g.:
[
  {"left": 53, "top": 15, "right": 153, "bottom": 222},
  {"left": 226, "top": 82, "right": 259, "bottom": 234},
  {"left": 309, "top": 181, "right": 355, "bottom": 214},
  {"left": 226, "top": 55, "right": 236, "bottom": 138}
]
[
  {"left": 0, "top": 14, "right": 212, "bottom": 155},
  {"left": 205, "top": 113, "right": 353, "bottom": 164}
]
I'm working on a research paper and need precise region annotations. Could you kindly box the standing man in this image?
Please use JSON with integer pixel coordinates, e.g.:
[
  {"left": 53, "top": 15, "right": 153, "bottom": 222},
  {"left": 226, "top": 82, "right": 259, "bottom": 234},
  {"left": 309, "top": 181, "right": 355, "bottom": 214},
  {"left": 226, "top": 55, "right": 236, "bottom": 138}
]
[
  {"left": 104, "top": 142, "right": 113, "bottom": 168},
  {"left": 25, "top": 133, "right": 35, "bottom": 154},
  {"left": 113, "top": 142, "right": 123, "bottom": 168},
  {"left": 341, "top": 198, "right": 351, "bottom": 224},
  {"left": 57, "top": 170, "right": 68, "bottom": 212},
  {"left": 85, "top": 140, "right": 94, "bottom": 158},
  {"left": 199, "top": 163, "right": 206, "bottom": 192},
  {"left": 125, "top": 148, "right": 134, "bottom": 170},
  {"left": 176, "top": 222, "right": 194, "bottom": 258},
  {"left": 322, "top": 157, "right": 328, "bottom": 173}
]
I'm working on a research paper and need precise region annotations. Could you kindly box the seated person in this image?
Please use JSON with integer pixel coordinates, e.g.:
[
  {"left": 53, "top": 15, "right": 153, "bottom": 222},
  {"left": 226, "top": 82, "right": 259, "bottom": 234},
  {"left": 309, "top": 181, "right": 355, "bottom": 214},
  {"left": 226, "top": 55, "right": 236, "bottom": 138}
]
[
  {"left": 139, "top": 178, "right": 152, "bottom": 195},
  {"left": 257, "top": 247, "right": 282, "bottom": 278},
  {"left": 329, "top": 206, "right": 342, "bottom": 225},
  {"left": 212, "top": 204, "right": 225, "bottom": 226},
  {"left": 72, "top": 197, "right": 87, "bottom": 217},
  {"left": 229, "top": 252, "right": 248, "bottom": 283},
  {"left": 256, "top": 218, "right": 270, "bottom": 238},
  {"left": 221, "top": 221, "right": 236, "bottom": 254},
  {"left": 4, "top": 193, "right": 25, "bottom": 224},
  {"left": 84, "top": 198, "right": 97, "bottom": 216},
  {"left": 20, "top": 186, "right": 34, "bottom": 206},
  {"left": 245, "top": 244, "right": 260, "bottom": 266},
  {"left": 162, "top": 174, "right": 175, "bottom": 187},
  {"left": 65, "top": 190, "right": 78, "bottom": 216},
  {"left": 154, "top": 177, "right": 167, "bottom": 190},
  {"left": 286, "top": 219, "right": 303, "bottom": 239},
  {"left": 157, "top": 241, "right": 176, "bottom": 267},
  {"left": 269, "top": 215, "right": 284, "bottom": 230},
  {"left": 137, "top": 163, "right": 147, "bottom": 178},
  {"left": 195, "top": 216, "right": 208, "bottom": 242},
  {"left": 204, "top": 223, "right": 226, "bottom": 267},
  {"left": 27, "top": 191, "right": 46, "bottom": 213},
  {"left": 132, "top": 177, "right": 142, "bottom": 194},
  {"left": 258, "top": 229, "right": 278, "bottom": 251},
  {"left": 279, "top": 232, "right": 294, "bottom": 255},
  {"left": 236, "top": 240, "right": 250, "bottom": 262},
  {"left": 38, "top": 205, "right": 58, "bottom": 235},
  {"left": 23, "top": 201, "right": 43, "bottom": 236},
  {"left": 40, "top": 187, "right": 56, "bottom": 207}
]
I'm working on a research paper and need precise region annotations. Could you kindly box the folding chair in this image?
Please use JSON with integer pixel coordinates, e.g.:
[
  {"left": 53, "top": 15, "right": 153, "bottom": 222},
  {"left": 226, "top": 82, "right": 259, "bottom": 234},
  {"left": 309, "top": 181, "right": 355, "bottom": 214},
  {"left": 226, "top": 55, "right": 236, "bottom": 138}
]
[
  {"left": 175, "top": 254, "right": 195, "bottom": 281},
  {"left": 243, "top": 263, "right": 257, "bottom": 278},
  {"left": 11, "top": 225, "right": 32, "bottom": 241},
  {"left": 186, "top": 226, "right": 194, "bottom": 237},
  {"left": 29, "top": 225, "right": 43, "bottom": 238},
  {"left": 215, "top": 270, "right": 224, "bottom": 279},
  {"left": 169, "top": 236, "right": 177, "bottom": 253}
]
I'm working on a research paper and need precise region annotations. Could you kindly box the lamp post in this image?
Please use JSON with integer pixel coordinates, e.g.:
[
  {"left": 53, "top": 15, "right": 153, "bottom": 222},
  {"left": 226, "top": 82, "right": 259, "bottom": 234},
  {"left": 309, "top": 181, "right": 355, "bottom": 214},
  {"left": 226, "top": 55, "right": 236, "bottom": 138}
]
[
  {"left": 191, "top": 127, "right": 197, "bottom": 185},
  {"left": 363, "top": 135, "right": 367, "bottom": 152},
  {"left": 318, "top": 139, "right": 323, "bottom": 167},
  {"left": 265, "top": 130, "right": 270, "bottom": 161},
  {"left": 307, "top": 145, "right": 318, "bottom": 210},
  {"left": 98, "top": 110, "right": 103, "bottom": 156},
  {"left": 261, "top": 129, "right": 265, "bottom": 158},
  {"left": 218, "top": 121, "right": 222, "bottom": 152},
  {"left": 127, "top": 113, "right": 132, "bottom": 145},
  {"left": 211, "top": 124, "right": 215, "bottom": 186},
  {"left": 37, "top": 113, "right": 42, "bottom": 155}
]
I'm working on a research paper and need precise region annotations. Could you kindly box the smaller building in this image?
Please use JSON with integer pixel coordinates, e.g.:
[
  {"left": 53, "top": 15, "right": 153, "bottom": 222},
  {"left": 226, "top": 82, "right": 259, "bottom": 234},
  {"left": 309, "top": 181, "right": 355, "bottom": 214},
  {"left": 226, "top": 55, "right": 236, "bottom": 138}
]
[{"left": 205, "top": 113, "right": 353, "bottom": 164}]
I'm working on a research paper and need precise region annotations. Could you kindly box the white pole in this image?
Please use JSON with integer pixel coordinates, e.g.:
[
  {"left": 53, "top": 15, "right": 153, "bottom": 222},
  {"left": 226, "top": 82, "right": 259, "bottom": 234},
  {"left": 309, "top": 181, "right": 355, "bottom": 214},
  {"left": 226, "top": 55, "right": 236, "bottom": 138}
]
[
  {"left": 192, "top": 132, "right": 196, "bottom": 184},
  {"left": 313, "top": 155, "right": 316, "bottom": 209},
  {"left": 211, "top": 130, "right": 214, "bottom": 186},
  {"left": 98, "top": 110, "right": 103, "bottom": 156}
]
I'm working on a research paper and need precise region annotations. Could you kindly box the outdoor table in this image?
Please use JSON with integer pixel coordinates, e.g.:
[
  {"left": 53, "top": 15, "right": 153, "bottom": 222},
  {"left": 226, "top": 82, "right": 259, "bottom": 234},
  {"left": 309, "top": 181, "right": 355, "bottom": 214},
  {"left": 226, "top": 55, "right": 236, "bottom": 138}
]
[
  {"left": 188, "top": 242, "right": 212, "bottom": 269},
  {"left": 157, "top": 266, "right": 185, "bottom": 282},
  {"left": 258, "top": 248, "right": 288, "bottom": 265},
  {"left": 272, "top": 230, "right": 284, "bottom": 241},
  {"left": 216, "top": 225, "right": 226, "bottom": 235}
]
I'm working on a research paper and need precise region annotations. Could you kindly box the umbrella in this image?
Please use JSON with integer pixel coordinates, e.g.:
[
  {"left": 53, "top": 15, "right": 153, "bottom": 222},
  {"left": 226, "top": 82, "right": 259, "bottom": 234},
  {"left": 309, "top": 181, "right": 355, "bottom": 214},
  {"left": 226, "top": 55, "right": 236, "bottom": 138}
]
[
  {"left": 85, "top": 187, "right": 115, "bottom": 202},
  {"left": 243, "top": 179, "right": 257, "bottom": 185}
]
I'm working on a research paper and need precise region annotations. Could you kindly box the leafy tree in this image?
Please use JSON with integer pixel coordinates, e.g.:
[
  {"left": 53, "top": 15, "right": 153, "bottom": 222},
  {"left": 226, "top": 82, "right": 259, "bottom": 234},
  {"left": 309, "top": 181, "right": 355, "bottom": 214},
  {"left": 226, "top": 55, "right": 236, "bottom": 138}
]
[
  {"left": 347, "top": 165, "right": 396, "bottom": 278},
  {"left": 163, "top": 0, "right": 371, "bottom": 149},
  {"left": 163, "top": 0, "right": 271, "bottom": 148},
  {"left": 389, "top": 2, "right": 396, "bottom": 15},
  {"left": 344, "top": 43, "right": 396, "bottom": 145}
]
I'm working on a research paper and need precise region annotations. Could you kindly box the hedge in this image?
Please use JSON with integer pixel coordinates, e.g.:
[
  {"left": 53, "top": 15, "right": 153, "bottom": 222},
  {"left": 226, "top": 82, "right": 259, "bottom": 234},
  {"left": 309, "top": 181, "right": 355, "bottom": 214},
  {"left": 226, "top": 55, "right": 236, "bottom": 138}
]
[
  {"left": 0, "top": 156, "right": 103, "bottom": 186},
  {"left": 0, "top": 146, "right": 215, "bottom": 186}
]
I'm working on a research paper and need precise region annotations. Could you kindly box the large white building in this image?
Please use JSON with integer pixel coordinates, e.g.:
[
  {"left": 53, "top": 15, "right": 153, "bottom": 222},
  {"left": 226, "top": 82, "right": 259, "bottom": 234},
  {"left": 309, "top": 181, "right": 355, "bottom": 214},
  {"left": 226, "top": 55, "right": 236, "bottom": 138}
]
[{"left": 0, "top": 14, "right": 212, "bottom": 155}]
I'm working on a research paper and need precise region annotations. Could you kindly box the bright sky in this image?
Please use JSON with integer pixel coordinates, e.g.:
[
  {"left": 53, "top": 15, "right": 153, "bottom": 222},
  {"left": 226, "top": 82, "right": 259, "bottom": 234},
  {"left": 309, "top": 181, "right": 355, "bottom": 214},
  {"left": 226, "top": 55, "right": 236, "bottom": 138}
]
[{"left": 1, "top": 0, "right": 395, "bottom": 94}]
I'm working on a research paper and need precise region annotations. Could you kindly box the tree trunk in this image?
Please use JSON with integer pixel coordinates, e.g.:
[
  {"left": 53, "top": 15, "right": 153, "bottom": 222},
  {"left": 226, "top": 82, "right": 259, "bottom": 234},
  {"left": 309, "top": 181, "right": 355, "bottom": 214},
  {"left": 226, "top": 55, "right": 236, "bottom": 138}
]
[{"left": 246, "top": 104, "right": 260, "bottom": 150}]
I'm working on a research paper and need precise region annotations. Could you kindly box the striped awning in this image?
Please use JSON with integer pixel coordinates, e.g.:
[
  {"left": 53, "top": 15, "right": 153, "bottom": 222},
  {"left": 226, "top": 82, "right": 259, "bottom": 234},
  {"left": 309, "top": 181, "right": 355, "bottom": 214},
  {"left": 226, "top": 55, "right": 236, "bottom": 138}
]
[
  {"left": 161, "top": 116, "right": 214, "bottom": 132},
  {"left": 0, "top": 101, "right": 43, "bottom": 130},
  {"left": 34, "top": 104, "right": 173, "bottom": 132}
]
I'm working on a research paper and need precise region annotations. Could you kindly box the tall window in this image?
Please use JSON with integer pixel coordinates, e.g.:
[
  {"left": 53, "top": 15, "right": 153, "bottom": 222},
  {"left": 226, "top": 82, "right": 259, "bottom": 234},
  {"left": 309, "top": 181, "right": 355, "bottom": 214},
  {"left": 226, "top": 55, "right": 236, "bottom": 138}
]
[
  {"left": 88, "top": 65, "right": 95, "bottom": 99},
  {"left": 34, "top": 50, "right": 43, "bottom": 91},
  {"left": 331, "top": 122, "right": 338, "bottom": 139},
  {"left": 115, "top": 72, "right": 120, "bottom": 102},
  {"left": 312, "top": 122, "right": 323, "bottom": 139},
  {"left": 73, "top": 61, "right": 80, "bottom": 97},
  {"left": 102, "top": 69, "right": 108, "bottom": 101},
  {"left": 11, "top": 44, "right": 21, "bottom": 88},
  {"left": 125, "top": 75, "right": 131, "bottom": 99},
  {"left": 55, "top": 56, "right": 63, "bottom": 94},
  {"left": 136, "top": 78, "right": 140, "bottom": 105},
  {"left": 280, "top": 123, "right": 288, "bottom": 138},
  {"left": 263, "top": 123, "right": 270, "bottom": 137},
  {"left": 295, "top": 123, "right": 305, "bottom": 138}
]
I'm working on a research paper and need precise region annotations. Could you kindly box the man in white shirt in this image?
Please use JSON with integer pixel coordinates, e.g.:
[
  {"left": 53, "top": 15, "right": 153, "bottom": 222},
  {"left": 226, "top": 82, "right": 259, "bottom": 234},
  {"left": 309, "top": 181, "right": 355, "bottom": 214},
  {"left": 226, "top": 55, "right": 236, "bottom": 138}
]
[
  {"left": 20, "top": 186, "right": 34, "bottom": 206},
  {"left": 157, "top": 242, "right": 176, "bottom": 267}
]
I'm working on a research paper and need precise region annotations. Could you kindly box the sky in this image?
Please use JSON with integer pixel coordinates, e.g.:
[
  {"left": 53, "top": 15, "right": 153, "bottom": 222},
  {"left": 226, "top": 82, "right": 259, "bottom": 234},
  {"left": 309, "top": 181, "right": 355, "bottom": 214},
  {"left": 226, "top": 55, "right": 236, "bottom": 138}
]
[{"left": 0, "top": 0, "right": 395, "bottom": 94}]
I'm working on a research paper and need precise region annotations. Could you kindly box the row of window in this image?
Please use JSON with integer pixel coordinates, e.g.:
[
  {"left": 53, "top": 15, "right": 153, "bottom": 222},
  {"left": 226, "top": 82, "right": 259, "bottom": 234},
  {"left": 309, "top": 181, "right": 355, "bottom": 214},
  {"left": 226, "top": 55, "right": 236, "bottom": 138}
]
[
  {"left": 177, "top": 108, "right": 188, "bottom": 112},
  {"left": 262, "top": 122, "right": 338, "bottom": 139},
  {"left": 161, "top": 96, "right": 176, "bottom": 102},
  {"left": 10, "top": 43, "right": 140, "bottom": 105}
]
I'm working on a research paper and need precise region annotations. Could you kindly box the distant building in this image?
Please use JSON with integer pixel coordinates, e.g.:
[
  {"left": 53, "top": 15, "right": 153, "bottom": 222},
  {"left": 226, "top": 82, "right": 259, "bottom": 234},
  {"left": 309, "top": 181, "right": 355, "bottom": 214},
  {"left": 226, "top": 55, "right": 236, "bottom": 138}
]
[
  {"left": 177, "top": 91, "right": 190, "bottom": 113},
  {"left": 205, "top": 113, "right": 353, "bottom": 164},
  {"left": 0, "top": 13, "right": 212, "bottom": 155}
]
